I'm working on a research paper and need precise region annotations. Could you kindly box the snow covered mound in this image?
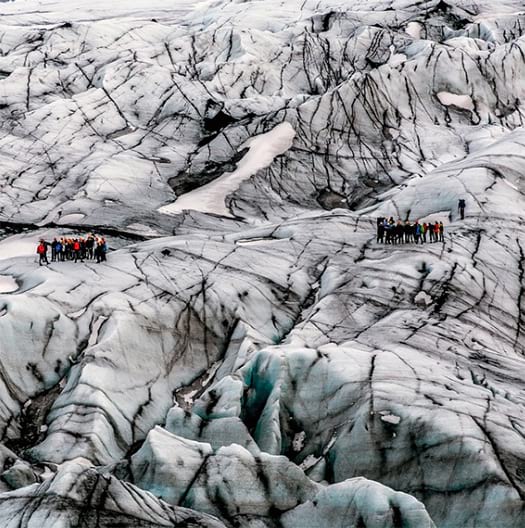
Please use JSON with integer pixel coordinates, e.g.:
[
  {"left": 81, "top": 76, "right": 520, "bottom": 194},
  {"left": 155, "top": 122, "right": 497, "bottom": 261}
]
[{"left": 0, "top": 0, "right": 524, "bottom": 527}]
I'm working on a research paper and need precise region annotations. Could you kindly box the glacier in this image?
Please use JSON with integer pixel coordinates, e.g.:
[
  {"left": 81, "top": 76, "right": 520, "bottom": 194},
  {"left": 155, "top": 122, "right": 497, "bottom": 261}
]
[{"left": 0, "top": 0, "right": 524, "bottom": 526}]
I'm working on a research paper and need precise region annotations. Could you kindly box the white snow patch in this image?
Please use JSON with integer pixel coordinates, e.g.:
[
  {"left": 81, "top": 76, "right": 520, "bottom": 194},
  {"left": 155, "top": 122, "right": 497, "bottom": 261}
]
[
  {"left": 292, "top": 431, "right": 306, "bottom": 452},
  {"left": 202, "top": 361, "right": 222, "bottom": 387},
  {"left": 405, "top": 21, "right": 423, "bottom": 39},
  {"left": 0, "top": 275, "right": 18, "bottom": 293},
  {"left": 159, "top": 122, "right": 296, "bottom": 217},
  {"left": 414, "top": 291, "right": 433, "bottom": 307},
  {"left": 57, "top": 213, "right": 86, "bottom": 225},
  {"left": 300, "top": 454, "right": 321, "bottom": 471},
  {"left": 88, "top": 315, "right": 108, "bottom": 348},
  {"left": 183, "top": 390, "right": 199, "bottom": 407},
  {"left": 437, "top": 92, "right": 475, "bottom": 111},
  {"left": 381, "top": 414, "right": 401, "bottom": 425},
  {"left": 40, "top": 467, "right": 56, "bottom": 481},
  {"left": 67, "top": 308, "right": 87, "bottom": 319}
]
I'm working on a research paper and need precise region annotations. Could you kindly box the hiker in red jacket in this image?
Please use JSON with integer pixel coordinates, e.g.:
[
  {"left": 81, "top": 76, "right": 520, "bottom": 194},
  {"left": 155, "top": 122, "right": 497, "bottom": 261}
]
[
  {"left": 36, "top": 240, "right": 48, "bottom": 266},
  {"left": 73, "top": 239, "right": 83, "bottom": 263},
  {"left": 433, "top": 221, "right": 440, "bottom": 242}
]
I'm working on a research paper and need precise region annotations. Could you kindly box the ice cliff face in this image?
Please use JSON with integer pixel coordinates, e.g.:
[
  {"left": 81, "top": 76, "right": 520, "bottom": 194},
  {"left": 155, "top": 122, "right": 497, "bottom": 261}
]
[{"left": 0, "top": 0, "right": 524, "bottom": 526}]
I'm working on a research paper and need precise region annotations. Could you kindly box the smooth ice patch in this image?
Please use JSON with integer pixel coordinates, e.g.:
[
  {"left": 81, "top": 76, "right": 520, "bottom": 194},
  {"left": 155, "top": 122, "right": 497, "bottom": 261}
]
[
  {"left": 474, "top": 9, "right": 524, "bottom": 22},
  {"left": 0, "top": 275, "right": 18, "bottom": 293},
  {"left": 126, "top": 223, "right": 162, "bottom": 237},
  {"left": 159, "top": 122, "right": 296, "bottom": 217},
  {"left": 388, "top": 52, "right": 407, "bottom": 66},
  {"left": 0, "top": 234, "right": 39, "bottom": 260},
  {"left": 0, "top": 230, "right": 63, "bottom": 260},
  {"left": 417, "top": 211, "right": 451, "bottom": 226},
  {"left": 0, "top": 229, "right": 91, "bottom": 261}
]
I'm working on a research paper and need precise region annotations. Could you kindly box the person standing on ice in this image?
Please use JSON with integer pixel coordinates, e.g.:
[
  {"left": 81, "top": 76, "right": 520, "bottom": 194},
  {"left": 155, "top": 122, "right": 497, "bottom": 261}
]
[
  {"left": 95, "top": 238, "right": 107, "bottom": 263},
  {"left": 395, "top": 220, "right": 403, "bottom": 244},
  {"left": 458, "top": 198, "right": 466, "bottom": 220},
  {"left": 73, "top": 239, "right": 83, "bottom": 263},
  {"left": 51, "top": 238, "right": 58, "bottom": 262},
  {"left": 55, "top": 239, "right": 63, "bottom": 261},
  {"left": 86, "top": 234, "right": 95, "bottom": 259},
  {"left": 36, "top": 240, "right": 48, "bottom": 266},
  {"left": 421, "top": 222, "right": 427, "bottom": 243},
  {"left": 432, "top": 221, "right": 439, "bottom": 242},
  {"left": 385, "top": 218, "right": 394, "bottom": 244},
  {"left": 376, "top": 217, "right": 385, "bottom": 243},
  {"left": 404, "top": 220, "right": 412, "bottom": 243},
  {"left": 414, "top": 221, "right": 422, "bottom": 244}
]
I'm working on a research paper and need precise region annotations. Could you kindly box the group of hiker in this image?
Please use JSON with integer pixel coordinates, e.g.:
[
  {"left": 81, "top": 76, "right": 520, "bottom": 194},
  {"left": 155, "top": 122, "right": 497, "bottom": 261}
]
[
  {"left": 376, "top": 199, "right": 467, "bottom": 245},
  {"left": 376, "top": 218, "right": 445, "bottom": 244},
  {"left": 36, "top": 235, "right": 108, "bottom": 266}
]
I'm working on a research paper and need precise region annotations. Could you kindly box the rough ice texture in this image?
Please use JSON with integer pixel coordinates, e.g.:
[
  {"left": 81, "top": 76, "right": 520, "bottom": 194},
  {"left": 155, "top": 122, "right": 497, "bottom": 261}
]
[
  {"left": 0, "top": 460, "right": 227, "bottom": 527},
  {"left": 0, "top": 0, "right": 524, "bottom": 527}
]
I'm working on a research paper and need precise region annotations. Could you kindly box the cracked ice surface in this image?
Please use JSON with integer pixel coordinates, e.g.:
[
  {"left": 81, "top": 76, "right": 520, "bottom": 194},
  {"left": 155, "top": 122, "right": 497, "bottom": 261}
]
[{"left": 0, "top": 0, "right": 524, "bottom": 527}]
